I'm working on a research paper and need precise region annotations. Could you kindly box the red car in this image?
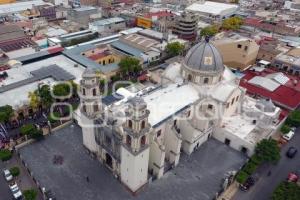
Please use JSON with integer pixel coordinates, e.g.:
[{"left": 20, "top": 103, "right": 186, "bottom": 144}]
[{"left": 287, "top": 173, "right": 298, "bottom": 183}]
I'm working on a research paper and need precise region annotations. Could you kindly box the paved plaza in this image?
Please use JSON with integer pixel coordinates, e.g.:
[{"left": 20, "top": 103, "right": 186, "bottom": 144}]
[{"left": 19, "top": 123, "right": 246, "bottom": 200}]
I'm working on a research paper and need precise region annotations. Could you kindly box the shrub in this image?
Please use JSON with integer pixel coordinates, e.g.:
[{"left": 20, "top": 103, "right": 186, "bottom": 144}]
[
  {"left": 20, "top": 124, "right": 35, "bottom": 136},
  {"left": 48, "top": 112, "right": 60, "bottom": 124},
  {"left": 236, "top": 170, "right": 249, "bottom": 184},
  {"left": 0, "top": 149, "right": 12, "bottom": 161},
  {"left": 280, "top": 124, "right": 291, "bottom": 134},
  {"left": 242, "top": 161, "right": 258, "bottom": 175},
  {"left": 23, "top": 189, "right": 38, "bottom": 200},
  {"left": 272, "top": 182, "right": 300, "bottom": 200},
  {"left": 9, "top": 167, "right": 20, "bottom": 177}
]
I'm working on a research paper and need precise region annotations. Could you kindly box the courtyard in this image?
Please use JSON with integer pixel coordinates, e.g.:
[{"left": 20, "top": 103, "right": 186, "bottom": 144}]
[{"left": 19, "top": 123, "right": 247, "bottom": 200}]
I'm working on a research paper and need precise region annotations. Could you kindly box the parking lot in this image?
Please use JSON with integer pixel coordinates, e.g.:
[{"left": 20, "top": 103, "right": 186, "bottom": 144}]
[{"left": 19, "top": 123, "right": 246, "bottom": 200}]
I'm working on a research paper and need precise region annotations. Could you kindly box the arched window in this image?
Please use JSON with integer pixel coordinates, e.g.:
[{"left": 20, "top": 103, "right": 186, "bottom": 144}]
[
  {"left": 141, "top": 135, "right": 146, "bottom": 146},
  {"left": 188, "top": 74, "right": 192, "bottom": 81},
  {"left": 126, "top": 135, "right": 131, "bottom": 146},
  {"left": 82, "top": 88, "right": 86, "bottom": 96},
  {"left": 141, "top": 120, "right": 145, "bottom": 129},
  {"left": 128, "top": 120, "right": 133, "bottom": 128},
  {"left": 92, "top": 88, "right": 96, "bottom": 96},
  {"left": 204, "top": 78, "right": 209, "bottom": 84}
]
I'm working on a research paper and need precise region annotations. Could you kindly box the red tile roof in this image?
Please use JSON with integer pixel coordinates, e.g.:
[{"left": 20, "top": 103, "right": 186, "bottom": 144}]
[
  {"left": 240, "top": 69, "right": 300, "bottom": 110},
  {"left": 143, "top": 11, "right": 174, "bottom": 19}
]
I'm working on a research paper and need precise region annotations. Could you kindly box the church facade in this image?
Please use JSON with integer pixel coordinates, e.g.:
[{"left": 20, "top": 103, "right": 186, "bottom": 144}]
[{"left": 76, "top": 39, "right": 281, "bottom": 192}]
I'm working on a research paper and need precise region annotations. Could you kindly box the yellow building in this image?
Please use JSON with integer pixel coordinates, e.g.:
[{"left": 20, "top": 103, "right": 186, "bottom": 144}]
[
  {"left": 0, "top": 0, "right": 15, "bottom": 4},
  {"left": 213, "top": 35, "right": 259, "bottom": 70},
  {"left": 136, "top": 17, "right": 152, "bottom": 29},
  {"left": 82, "top": 47, "right": 122, "bottom": 80}
]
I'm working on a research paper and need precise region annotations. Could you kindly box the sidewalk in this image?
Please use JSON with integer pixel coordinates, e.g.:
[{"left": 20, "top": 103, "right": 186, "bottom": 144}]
[
  {"left": 3, "top": 154, "right": 43, "bottom": 200},
  {"left": 217, "top": 182, "right": 239, "bottom": 200}
]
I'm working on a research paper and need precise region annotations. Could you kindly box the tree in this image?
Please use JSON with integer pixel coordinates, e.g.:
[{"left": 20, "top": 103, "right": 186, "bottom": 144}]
[
  {"left": 200, "top": 25, "right": 219, "bottom": 37},
  {"left": 9, "top": 166, "right": 20, "bottom": 177},
  {"left": 0, "top": 105, "right": 14, "bottom": 123},
  {"left": 53, "top": 83, "right": 71, "bottom": 99},
  {"left": 38, "top": 85, "right": 53, "bottom": 108},
  {"left": 118, "top": 56, "right": 142, "bottom": 77},
  {"left": 272, "top": 182, "right": 300, "bottom": 200},
  {"left": 222, "top": 16, "right": 243, "bottom": 31},
  {"left": 20, "top": 124, "right": 35, "bottom": 136},
  {"left": 165, "top": 42, "right": 185, "bottom": 57},
  {"left": 280, "top": 124, "right": 291, "bottom": 134},
  {"left": 0, "top": 149, "right": 12, "bottom": 161},
  {"left": 255, "top": 139, "right": 280, "bottom": 164},
  {"left": 28, "top": 91, "right": 40, "bottom": 110},
  {"left": 286, "top": 110, "right": 300, "bottom": 127},
  {"left": 236, "top": 170, "right": 249, "bottom": 184},
  {"left": 23, "top": 189, "right": 38, "bottom": 200}
]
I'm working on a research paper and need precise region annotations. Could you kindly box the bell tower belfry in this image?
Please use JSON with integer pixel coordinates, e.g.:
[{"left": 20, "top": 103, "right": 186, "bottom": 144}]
[{"left": 120, "top": 97, "right": 151, "bottom": 192}]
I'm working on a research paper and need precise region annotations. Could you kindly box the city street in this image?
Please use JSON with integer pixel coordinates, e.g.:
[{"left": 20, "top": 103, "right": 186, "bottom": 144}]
[
  {"left": 0, "top": 161, "right": 14, "bottom": 200},
  {"left": 233, "top": 128, "right": 300, "bottom": 200}
]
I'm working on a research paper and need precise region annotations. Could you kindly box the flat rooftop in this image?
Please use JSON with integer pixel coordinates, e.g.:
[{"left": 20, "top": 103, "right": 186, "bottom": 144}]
[
  {"left": 19, "top": 123, "right": 246, "bottom": 200},
  {"left": 90, "top": 17, "right": 125, "bottom": 26},
  {"left": 186, "top": 1, "right": 238, "bottom": 15},
  {"left": 0, "top": 55, "right": 85, "bottom": 108}
]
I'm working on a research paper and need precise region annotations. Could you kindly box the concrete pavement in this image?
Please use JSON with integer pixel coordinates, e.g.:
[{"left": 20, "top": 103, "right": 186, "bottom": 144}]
[{"left": 233, "top": 128, "right": 300, "bottom": 200}]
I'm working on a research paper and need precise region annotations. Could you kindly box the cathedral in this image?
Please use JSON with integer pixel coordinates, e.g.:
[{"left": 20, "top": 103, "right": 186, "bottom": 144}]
[{"left": 76, "top": 39, "right": 281, "bottom": 192}]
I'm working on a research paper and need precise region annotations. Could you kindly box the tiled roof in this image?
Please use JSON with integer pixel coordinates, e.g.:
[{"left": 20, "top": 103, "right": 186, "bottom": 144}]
[{"left": 240, "top": 69, "right": 300, "bottom": 110}]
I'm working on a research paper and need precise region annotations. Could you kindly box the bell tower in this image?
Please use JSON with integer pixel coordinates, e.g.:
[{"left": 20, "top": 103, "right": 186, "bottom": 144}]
[
  {"left": 79, "top": 68, "right": 101, "bottom": 153},
  {"left": 120, "top": 97, "right": 151, "bottom": 192},
  {"left": 80, "top": 69, "right": 102, "bottom": 119}
]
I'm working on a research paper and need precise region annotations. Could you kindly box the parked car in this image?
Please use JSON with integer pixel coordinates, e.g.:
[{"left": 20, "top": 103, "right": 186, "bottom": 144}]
[
  {"left": 287, "top": 173, "right": 299, "bottom": 183},
  {"left": 3, "top": 169, "right": 13, "bottom": 182},
  {"left": 286, "top": 147, "right": 298, "bottom": 158},
  {"left": 282, "top": 129, "right": 295, "bottom": 141},
  {"left": 9, "top": 182, "right": 22, "bottom": 200}
]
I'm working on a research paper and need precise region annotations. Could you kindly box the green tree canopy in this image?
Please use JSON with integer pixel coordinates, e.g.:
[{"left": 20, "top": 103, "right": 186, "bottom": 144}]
[
  {"left": 222, "top": 16, "right": 243, "bottom": 30},
  {"left": 118, "top": 56, "right": 142, "bottom": 76},
  {"left": 0, "top": 105, "right": 14, "bottom": 123},
  {"left": 200, "top": 25, "right": 219, "bottom": 37},
  {"left": 0, "top": 149, "right": 12, "bottom": 161},
  {"left": 9, "top": 166, "right": 20, "bottom": 177},
  {"left": 272, "top": 182, "right": 300, "bottom": 200},
  {"left": 23, "top": 189, "right": 38, "bottom": 200},
  {"left": 53, "top": 83, "right": 71, "bottom": 98},
  {"left": 38, "top": 85, "right": 53, "bottom": 108},
  {"left": 20, "top": 124, "right": 36, "bottom": 136},
  {"left": 286, "top": 110, "right": 300, "bottom": 127},
  {"left": 255, "top": 139, "right": 280, "bottom": 164},
  {"left": 165, "top": 42, "right": 185, "bottom": 57}
]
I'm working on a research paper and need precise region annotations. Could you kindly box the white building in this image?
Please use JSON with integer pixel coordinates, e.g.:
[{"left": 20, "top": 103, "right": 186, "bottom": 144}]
[
  {"left": 89, "top": 17, "right": 126, "bottom": 35},
  {"left": 78, "top": 39, "right": 281, "bottom": 192},
  {"left": 185, "top": 1, "right": 239, "bottom": 21}
]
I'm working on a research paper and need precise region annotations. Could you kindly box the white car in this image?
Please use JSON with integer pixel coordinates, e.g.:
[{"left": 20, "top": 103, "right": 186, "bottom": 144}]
[
  {"left": 282, "top": 129, "right": 295, "bottom": 141},
  {"left": 9, "top": 182, "right": 23, "bottom": 199},
  {"left": 3, "top": 169, "right": 13, "bottom": 182}
]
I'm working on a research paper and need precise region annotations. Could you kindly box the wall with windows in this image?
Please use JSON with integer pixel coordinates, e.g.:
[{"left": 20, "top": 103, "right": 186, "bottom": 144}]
[{"left": 213, "top": 39, "right": 259, "bottom": 70}]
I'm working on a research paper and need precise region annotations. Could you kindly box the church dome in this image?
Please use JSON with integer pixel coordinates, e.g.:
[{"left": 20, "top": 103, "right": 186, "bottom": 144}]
[{"left": 183, "top": 38, "right": 224, "bottom": 73}]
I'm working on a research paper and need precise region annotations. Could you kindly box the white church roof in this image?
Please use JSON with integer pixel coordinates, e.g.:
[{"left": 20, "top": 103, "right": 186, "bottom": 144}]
[
  {"left": 212, "top": 84, "right": 236, "bottom": 102},
  {"left": 143, "top": 83, "right": 199, "bottom": 127}
]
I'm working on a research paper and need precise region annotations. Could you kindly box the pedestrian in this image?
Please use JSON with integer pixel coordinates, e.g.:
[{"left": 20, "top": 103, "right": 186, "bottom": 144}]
[
  {"left": 267, "top": 171, "right": 272, "bottom": 176},
  {"left": 86, "top": 176, "right": 89, "bottom": 182}
]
